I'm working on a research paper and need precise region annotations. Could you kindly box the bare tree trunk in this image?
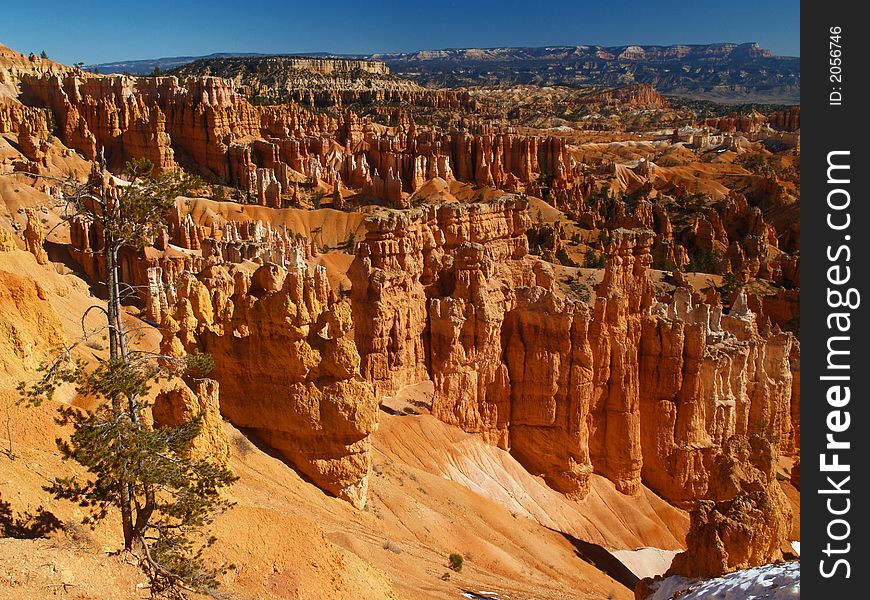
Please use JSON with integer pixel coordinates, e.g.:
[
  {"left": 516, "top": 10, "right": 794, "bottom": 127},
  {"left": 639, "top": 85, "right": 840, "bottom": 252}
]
[
  {"left": 3, "top": 404, "right": 14, "bottom": 460},
  {"left": 104, "top": 239, "right": 135, "bottom": 551},
  {"left": 110, "top": 247, "right": 142, "bottom": 425},
  {"left": 105, "top": 240, "right": 119, "bottom": 362}
]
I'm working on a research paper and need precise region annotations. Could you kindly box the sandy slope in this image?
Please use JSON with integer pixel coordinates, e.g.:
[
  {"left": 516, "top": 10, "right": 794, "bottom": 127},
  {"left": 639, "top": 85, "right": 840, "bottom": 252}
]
[
  {"left": 375, "top": 414, "right": 688, "bottom": 551},
  {"left": 611, "top": 548, "right": 679, "bottom": 580},
  {"left": 179, "top": 196, "right": 366, "bottom": 249},
  {"left": 0, "top": 539, "right": 149, "bottom": 600},
  {"left": 218, "top": 420, "right": 634, "bottom": 600},
  {"left": 312, "top": 250, "right": 355, "bottom": 291}
]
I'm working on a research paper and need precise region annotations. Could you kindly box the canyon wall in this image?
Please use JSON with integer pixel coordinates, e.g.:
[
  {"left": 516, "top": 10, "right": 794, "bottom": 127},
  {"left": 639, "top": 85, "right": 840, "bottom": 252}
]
[
  {"left": 161, "top": 54, "right": 480, "bottom": 110},
  {"left": 159, "top": 259, "right": 378, "bottom": 509},
  {"left": 0, "top": 98, "right": 51, "bottom": 137},
  {"left": 350, "top": 197, "right": 797, "bottom": 510},
  {"left": 285, "top": 88, "right": 475, "bottom": 111},
  {"left": 14, "top": 72, "right": 569, "bottom": 205},
  {"left": 244, "top": 57, "right": 392, "bottom": 76}
]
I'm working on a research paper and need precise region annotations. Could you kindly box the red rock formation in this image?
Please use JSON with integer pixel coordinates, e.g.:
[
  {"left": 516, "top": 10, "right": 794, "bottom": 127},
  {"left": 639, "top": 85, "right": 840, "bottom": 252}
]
[
  {"left": 350, "top": 198, "right": 798, "bottom": 510},
  {"left": 746, "top": 288, "right": 799, "bottom": 332},
  {"left": 788, "top": 341, "right": 800, "bottom": 454},
  {"left": 160, "top": 261, "right": 378, "bottom": 508},
  {"left": 0, "top": 256, "right": 67, "bottom": 376},
  {"left": 586, "top": 229, "right": 656, "bottom": 493},
  {"left": 23, "top": 208, "right": 49, "bottom": 265},
  {"left": 553, "top": 178, "right": 798, "bottom": 292},
  {"left": 18, "top": 74, "right": 174, "bottom": 170},
  {"left": 153, "top": 378, "right": 231, "bottom": 463},
  {"left": 582, "top": 84, "right": 668, "bottom": 108},
  {"left": 348, "top": 196, "right": 531, "bottom": 400},
  {"left": 282, "top": 88, "right": 475, "bottom": 112},
  {"left": 769, "top": 106, "right": 800, "bottom": 131},
  {"left": 348, "top": 209, "right": 437, "bottom": 394},
  {"left": 238, "top": 57, "right": 393, "bottom": 77},
  {"left": 0, "top": 226, "right": 17, "bottom": 253},
  {"left": 664, "top": 435, "right": 792, "bottom": 578},
  {"left": 68, "top": 189, "right": 323, "bottom": 320},
  {"left": 667, "top": 485, "right": 791, "bottom": 578},
  {"left": 704, "top": 110, "right": 768, "bottom": 134},
  {"left": 14, "top": 71, "right": 580, "bottom": 206},
  {"left": 0, "top": 42, "right": 75, "bottom": 87},
  {"left": 0, "top": 97, "right": 50, "bottom": 137},
  {"left": 68, "top": 203, "right": 205, "bottom": 315},
  {"left": 639, "top": 289, "right": 795, "bottom": 502}
]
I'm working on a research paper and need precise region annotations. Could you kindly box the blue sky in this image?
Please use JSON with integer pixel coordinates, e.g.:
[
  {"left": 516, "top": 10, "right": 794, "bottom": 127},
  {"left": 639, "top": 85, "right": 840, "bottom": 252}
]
[{"left": 2, "top": 0, "right": 800, "bottom": 65}]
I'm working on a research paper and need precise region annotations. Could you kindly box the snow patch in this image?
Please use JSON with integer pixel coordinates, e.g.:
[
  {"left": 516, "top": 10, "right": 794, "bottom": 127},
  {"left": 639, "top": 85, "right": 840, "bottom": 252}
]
[{"left": 647, "top": 561, "right": 799, "bottom": 600}]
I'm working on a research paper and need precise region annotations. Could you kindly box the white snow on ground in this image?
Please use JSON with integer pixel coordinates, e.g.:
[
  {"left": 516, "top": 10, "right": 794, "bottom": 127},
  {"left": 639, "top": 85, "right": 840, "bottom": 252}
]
[
  {"left": 791, "top": 541, "right": 800, "bottom": 556},
  {"left": 646, "top": 561, "right": 799, "bottom": 600}
]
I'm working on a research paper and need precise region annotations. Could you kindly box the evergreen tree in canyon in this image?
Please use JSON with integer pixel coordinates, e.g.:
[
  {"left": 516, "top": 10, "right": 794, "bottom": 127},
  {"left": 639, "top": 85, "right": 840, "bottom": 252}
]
[{"left": 18, "top": 157, "right": 237, "bottom": 596}]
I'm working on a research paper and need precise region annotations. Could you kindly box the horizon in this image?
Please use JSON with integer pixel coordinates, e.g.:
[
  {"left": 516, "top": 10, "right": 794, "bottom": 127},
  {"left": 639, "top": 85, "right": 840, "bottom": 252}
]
[
  {"left": 85, "top": 41, "right": 798, "bottom": 68},
  {"left": 1, "top": 1, "right": 800, "bottom": 65}
]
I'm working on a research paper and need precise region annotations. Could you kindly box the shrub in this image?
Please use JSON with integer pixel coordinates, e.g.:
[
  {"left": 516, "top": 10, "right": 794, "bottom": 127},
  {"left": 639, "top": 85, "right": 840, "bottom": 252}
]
[
  {"left": 584, "top": 249, "right": 605, "bottom": 268},
  {"left": 383, "top": 540, "right": 402, "bottom": 554},
  {"left": 448, "top": 553, "right": 463, "bottom": 572},
  {"left": 686, "top": 249, "right": 721, "bottom": 274},
  {"left": 652, "top": 257, "right": 676, "bottom": 272},
  {"left": 718, "top": 271, "right": 741, "bottom": 305},
  {"left": 556, "top": 248, "right": 577, "bottom": 267}
]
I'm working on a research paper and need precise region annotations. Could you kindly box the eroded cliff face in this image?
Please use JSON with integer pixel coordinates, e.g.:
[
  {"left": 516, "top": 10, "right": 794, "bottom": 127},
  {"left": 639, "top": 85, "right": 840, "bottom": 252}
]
[
  {"left": 580, "top": 83, "right": 668, "bottom": 108},
  {"left": 0, "top": 248, "right": 66, "bottom": 379},
  {"left": 159, "top": 259, "right": 378, "bottom": 508},
  {"left": 17, "top": 74, "right": 259, "bottom": 174},
  {"left": 488, "top": 229, "right": 656, "bottom": 497},
  {"left": 349, "top": 197, "right": 797, "bottom": 518},
  {"left": 167, "top": 55, "right": 471, "bottom": 110},
  {"left": 153, "top": 377, "right": 231, "bottom": 463},
  {"left": 348, "top": 196, "right": 532, "bottom": 406},
  {"left": 0, "top": 98, "right": 51, "bottom": 137},
  {"left": 13, "top": 71, "right": 574, "bottom": 209},
  {"left": 639, "top": 289, "right": 795, "bottom": 502},
  {"left": 662, "top": 434, "right": 793, "bottom": 579}
]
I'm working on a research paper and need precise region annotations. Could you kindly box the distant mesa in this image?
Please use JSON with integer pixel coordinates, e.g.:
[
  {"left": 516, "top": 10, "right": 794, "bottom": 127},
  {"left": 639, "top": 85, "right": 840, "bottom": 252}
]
[
  {"left": 86, "top": 42, "right": 799, "bottom": 104},
  {"left": 177, "top": 55, "right": 392, "bottom": 77},
  {"left": 167, "top": 55, "right": 420, "bottom": 102}
]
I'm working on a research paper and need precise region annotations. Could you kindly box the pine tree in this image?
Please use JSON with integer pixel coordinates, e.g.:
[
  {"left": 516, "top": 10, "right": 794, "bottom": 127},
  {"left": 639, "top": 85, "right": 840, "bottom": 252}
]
[{"left": 19, "top": 156, "right": 237, "bottom": 596}]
